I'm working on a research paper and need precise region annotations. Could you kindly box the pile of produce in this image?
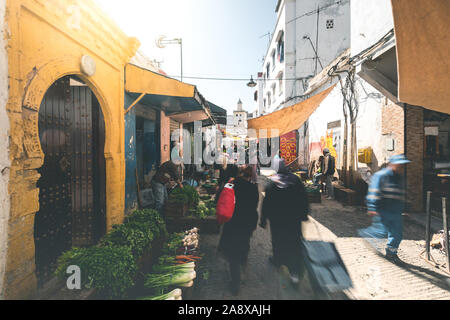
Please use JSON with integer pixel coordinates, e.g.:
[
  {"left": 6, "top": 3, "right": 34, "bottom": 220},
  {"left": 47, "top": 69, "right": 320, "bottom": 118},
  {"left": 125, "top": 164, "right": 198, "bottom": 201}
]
[
  {"left": 167, "top": 185, "right": 200, "bottom": 207},
  {"left": 148, "top": 254, "right": 201, "bottom": 286},
  {"left": 161, "top": 232, "right": 185, "bottom": 255},
  {"left": 201, "top": 179, "right": 218, "bottom": 194},
  {"left": 144, "top": 266, "right": 197, "bottom": 289},
  {"left": 167, "top": 188, "right": 189, "bottom": 205},
  {"left": 183, "top": 185, "right": 200, "bottom": 207},
  {"left": 140, "top": 228, "right": 202, "bottom": 300},
  {"left": 54, "top": 209, "right": 167, "bottom": 299},
  {"left": 182, "top": 227, "right": 200, "bottom": 249},
  {"left": 162, "top": 228, "right": 201, "bottom": 256},
  {"left": 55, "top": 246, "right": 137, "bottom": 299},
  {"left": 100, "top": 209, "right": 167, "bottom": 258},
  {"left": 188, "top": 200, "right": 216, "bottom": 219},
  {"left": 156, "top": 253, "right": 202, "bottom": 266}
]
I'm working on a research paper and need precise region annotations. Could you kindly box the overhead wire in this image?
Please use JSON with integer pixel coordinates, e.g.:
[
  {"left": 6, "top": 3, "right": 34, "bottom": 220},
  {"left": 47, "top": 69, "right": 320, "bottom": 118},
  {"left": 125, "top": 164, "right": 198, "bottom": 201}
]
[
  {"left": 285, "top": 0, "right": 349, "bottom": 25},
  {"left": 163, "top": 1, "right": 350, "bottom": 84},
  {"left": 163, "top": 75, "right": 313, "bottom": 81}
]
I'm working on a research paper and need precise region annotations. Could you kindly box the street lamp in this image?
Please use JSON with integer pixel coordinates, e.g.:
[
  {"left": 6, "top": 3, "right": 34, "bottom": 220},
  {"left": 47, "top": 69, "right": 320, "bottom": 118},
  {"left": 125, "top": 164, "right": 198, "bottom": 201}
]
[
  {"left": 247, "top": 75, "right": 257, "bottom": 88},
  {"left": 156, "top": 35, "right": 183, "bottom": 81}
]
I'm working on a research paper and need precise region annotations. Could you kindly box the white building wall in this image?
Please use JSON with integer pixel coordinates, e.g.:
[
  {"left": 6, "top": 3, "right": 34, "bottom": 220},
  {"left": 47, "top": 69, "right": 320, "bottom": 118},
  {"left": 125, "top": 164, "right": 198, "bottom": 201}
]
[
  {"left": 258, "top": 0, "right": 350, "bottom": 115},
  {"left": 301, "top": 0, "right": 396, "bottom": 176},
  {"left": 350, "top": 0, "right": 396, "bottom": 171},
  {"left": 260, "top": 0, "right": 288, "bottom": 114},
  {"left": 307, "top": 77, "right": 390, "bottom": 175},
  {"left": 354, "top": 78, "right": 384, "bottom": 170},
  {"left": 257, "top": 73, "right": 264, "bottom": 115},
  {"left": 0, "top": 0, "right": 10, "bottom": 299},
  {"left": 292, "top": 0, "right": 350, "bottom": 104},
  {"left": 307, "top": 85, "right": 345, "bottom": 166},
  {"left": 282, "top": 0, "right": 297, "bottom": 111},
  {"left": 351, "top": 0, "right": 394, "bottom": 57}
]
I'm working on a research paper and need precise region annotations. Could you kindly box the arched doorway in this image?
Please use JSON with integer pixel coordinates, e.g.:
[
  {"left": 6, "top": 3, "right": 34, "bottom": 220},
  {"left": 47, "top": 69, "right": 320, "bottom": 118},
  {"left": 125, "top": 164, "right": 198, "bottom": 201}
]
[{"left": 34, "top": 75, "right": 106, "bottom": 286}]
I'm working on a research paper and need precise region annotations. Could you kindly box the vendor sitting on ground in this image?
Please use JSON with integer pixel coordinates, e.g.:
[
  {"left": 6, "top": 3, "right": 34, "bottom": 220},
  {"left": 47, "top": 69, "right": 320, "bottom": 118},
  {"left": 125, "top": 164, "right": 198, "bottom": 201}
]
[
  {"left": 151, "top": 159, "right": 183, "bottom": 213},
  {"left": 313, "top": 155, "right": 324, "bottom": 186}
]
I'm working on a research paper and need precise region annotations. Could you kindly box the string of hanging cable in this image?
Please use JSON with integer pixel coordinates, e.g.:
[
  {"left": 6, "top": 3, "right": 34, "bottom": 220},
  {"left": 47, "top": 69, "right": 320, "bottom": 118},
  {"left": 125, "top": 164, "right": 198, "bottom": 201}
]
[{"left": 163, "top": 75, "right": 310, "bottom": 81}]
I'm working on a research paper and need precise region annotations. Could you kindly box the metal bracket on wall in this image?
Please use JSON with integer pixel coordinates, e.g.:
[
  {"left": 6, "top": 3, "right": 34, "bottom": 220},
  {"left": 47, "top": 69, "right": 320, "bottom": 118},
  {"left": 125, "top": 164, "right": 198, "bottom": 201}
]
[{"left": 124, "top": 92, "right": 146, "bottom": 114}]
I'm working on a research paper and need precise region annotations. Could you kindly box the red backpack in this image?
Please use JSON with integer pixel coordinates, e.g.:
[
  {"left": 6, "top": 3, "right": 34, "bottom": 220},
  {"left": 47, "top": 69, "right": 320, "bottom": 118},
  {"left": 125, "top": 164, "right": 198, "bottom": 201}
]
[{"left": 216, "top": 178, "right": 236, "bottom": 224}]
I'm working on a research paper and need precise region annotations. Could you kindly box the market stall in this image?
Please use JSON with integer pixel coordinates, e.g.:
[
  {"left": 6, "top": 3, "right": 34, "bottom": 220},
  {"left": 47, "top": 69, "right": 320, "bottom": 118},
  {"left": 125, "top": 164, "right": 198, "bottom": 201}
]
[{"left": 164, "top": 180, "right": 221, "bottom": 234}]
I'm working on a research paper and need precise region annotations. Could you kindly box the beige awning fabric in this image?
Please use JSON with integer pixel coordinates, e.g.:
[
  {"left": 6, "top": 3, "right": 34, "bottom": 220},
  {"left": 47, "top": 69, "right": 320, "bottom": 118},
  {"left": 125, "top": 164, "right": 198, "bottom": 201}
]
[
  {"left": 391, "top": 0, "right": 450, "bottom": 114},
  {"left": 248, "top": 85, "right": 336, "bottom": 138}
]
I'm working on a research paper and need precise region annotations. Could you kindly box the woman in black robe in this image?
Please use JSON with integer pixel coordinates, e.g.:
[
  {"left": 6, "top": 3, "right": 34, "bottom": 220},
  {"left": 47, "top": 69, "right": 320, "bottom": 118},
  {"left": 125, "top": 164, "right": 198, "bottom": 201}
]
[
  {"left": 218, "top": 166, "right": 259, "bottom": 295},
  {"left": 260, "top": 157, "right": 309, "bottom": 280}
]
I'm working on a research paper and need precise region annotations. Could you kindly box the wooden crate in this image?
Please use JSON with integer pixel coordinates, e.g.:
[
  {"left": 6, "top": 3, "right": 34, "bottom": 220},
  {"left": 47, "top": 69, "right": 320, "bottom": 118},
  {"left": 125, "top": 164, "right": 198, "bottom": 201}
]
[
  {"left": 165, "top": 202, "right": 188, "bottom": 217},
  {"left": 334, "top": 185, "right": 359, "bottom": 206},
  {"left": 137, "top": 236, "right": 165, "bottom": 274},
  {"left": 307, "top": 191, "right": 322, "bottom": 203}
]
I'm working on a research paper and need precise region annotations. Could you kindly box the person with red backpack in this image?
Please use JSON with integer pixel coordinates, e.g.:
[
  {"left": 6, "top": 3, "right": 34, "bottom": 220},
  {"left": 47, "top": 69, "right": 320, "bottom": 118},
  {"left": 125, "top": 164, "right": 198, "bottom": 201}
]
[{"left": 217, "top": 166, "right": 259, "bottom": 296}]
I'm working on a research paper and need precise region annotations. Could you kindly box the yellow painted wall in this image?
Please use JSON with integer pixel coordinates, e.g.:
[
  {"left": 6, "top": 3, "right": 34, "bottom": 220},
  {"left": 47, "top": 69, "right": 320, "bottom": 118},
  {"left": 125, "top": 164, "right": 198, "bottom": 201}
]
[{"left": 4, "top": 0, "right": 139, "bottom": 299}]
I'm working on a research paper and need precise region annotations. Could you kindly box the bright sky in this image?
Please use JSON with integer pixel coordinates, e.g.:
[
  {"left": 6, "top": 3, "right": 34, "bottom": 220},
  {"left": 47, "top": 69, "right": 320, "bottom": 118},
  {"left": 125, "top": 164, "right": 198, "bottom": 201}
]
[{"left": 94, "top": 0, "right": 277, "bottom": 115}]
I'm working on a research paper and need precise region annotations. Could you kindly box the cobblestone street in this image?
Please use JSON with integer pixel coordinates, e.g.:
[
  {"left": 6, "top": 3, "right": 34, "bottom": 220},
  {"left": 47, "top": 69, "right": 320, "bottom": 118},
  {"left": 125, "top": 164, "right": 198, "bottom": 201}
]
[
  {"left": 192, "top": 176, "right": 450, "bottom": 300},
  {"left": 307, "top": 199, "right": 450, "bottom": 300}
]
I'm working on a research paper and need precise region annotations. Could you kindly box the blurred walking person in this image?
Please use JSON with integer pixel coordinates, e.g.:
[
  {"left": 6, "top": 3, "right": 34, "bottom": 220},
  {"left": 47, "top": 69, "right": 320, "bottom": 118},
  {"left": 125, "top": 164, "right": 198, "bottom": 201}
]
[
  {"left": 260, "top": 157, "right": 309, "bottom": 283},
  {"left": 322, "top": 148, "right": 335, "bottom": 199},
  {"left": 358, "top": 154, "right": 410, "bottom": 261},
  {"left": 218, "top": 166, "right": 259, "bottom": 295},
  {"left": 215, "top": 155, "right": 239, "bottom": 202}
]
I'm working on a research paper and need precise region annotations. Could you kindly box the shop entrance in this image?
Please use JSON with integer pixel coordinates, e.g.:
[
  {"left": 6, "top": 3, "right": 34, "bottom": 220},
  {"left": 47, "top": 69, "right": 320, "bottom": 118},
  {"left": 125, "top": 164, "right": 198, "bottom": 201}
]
[
  {"left": 35, "top": 76, "right": 106, "bottom": 285},
  {"left": 423, "top": 110, "right": 450, "bottom": 214}
]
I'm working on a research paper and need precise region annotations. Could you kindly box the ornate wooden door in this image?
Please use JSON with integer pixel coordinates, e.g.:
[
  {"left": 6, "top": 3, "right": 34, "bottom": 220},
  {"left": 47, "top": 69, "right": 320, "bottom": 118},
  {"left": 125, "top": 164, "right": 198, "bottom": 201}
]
[{"left": 35, "top": 76, "right": 105, "bottom": 285}]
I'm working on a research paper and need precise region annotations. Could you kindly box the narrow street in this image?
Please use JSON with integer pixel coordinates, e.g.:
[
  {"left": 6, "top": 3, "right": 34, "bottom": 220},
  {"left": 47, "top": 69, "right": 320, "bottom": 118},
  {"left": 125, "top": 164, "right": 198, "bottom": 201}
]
[
  {"left": 192, "top": 175, "right": 315, "bottom": 300},
  {"left": 192, "top": 175, "right": 450, "bottom": 300},
  {"left": 1, "top": 0, "right": 449, "bottom": 303}
]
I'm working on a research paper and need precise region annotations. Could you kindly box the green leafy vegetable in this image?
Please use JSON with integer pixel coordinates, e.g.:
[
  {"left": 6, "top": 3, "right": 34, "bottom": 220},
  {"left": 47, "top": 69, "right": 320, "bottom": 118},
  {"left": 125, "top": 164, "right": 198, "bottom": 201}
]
[
  {"left": 55, "top": 246, "right": 137, "bottom": 299},
  {"left": 144, "top": 271, "right": 196, "bottom": 289},
  {"left": 100, "top": 209, "right": 167, "bottom": 258},
  {"left": 168, "top": 186, "right": 199, "bottom": 207}
]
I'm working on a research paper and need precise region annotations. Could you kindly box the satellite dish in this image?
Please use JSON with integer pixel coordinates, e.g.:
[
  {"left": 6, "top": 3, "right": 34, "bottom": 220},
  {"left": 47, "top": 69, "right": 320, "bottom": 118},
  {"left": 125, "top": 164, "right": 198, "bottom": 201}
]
[{"left": 156, "top": 35, "right": 166, "bottom": 48}]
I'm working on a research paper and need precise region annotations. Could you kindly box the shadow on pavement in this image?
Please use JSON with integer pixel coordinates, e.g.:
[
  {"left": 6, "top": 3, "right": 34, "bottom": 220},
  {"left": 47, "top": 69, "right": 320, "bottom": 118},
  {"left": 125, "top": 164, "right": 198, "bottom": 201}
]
[
  {"left": 309, "top": 198, "right": 428, "bottom": 241},
  {"left": 393, "top": 258, "right": 450, "bottom": 293},
  {"left": 360, "top": 236, "right": 450, "bottom": 293}
]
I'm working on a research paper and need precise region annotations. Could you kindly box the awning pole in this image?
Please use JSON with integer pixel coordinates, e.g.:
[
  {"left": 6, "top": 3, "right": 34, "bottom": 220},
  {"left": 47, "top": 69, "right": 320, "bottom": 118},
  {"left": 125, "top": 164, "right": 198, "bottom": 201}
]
[{"left": 124, "top": 92, "right": 146, "bottom": 114}]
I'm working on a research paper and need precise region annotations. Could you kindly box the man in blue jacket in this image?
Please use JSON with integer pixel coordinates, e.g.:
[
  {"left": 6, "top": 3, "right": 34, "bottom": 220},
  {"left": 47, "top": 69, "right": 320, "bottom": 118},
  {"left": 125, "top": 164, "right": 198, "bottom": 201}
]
[{"left": 358, "top": 154, "right": 411, "bottom": 261}]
